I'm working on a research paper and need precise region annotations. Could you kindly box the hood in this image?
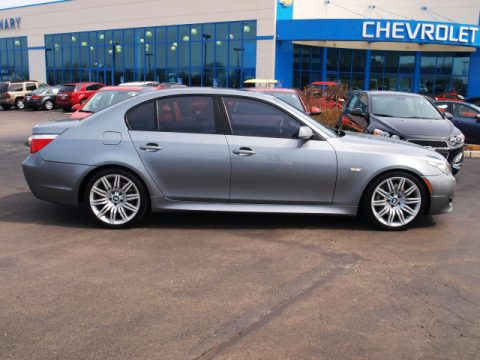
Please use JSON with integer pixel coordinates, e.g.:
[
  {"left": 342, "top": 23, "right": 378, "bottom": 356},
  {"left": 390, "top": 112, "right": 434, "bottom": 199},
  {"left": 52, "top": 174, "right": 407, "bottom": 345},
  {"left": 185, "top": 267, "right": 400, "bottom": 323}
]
[
  {"left": 332, "top": 132, "right": 444, "bottom": 161},
  {"left": 372, "top": 116, "right": 457, "bottom": 137}
]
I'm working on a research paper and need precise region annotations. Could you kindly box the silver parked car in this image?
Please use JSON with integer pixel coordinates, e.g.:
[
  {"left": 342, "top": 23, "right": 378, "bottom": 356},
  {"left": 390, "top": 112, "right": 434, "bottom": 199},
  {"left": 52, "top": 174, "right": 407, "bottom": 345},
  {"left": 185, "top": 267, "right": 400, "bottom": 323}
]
[{"left": 23, "top": 88, "right": 456, "bottom": 230}]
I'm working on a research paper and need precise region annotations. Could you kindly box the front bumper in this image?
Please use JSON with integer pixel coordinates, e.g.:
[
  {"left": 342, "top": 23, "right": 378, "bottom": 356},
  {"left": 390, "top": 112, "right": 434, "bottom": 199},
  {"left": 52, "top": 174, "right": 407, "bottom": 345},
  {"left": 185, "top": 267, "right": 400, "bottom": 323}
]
[
  {"left": 425, "top": 173, "right": 456, "bottom": 215},
  {"left": 0, "top": 99, "right": 14, "bottom": 106},
  {"left": 23, "top": 153, "right": 93, "bottom": 206}
]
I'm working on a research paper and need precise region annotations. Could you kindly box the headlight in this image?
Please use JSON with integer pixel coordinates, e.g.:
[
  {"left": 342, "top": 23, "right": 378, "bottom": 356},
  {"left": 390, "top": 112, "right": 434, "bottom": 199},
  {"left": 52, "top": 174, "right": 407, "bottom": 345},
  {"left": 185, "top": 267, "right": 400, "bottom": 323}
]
[
  {"left": 449, "top": 133, "right": 465, "bottom": 146},
  {"left": 373, "top": 129, "right": 391, "bottom": 137},
  {"left": 425, "top": 157, "right": 452, "bottom": 175}
]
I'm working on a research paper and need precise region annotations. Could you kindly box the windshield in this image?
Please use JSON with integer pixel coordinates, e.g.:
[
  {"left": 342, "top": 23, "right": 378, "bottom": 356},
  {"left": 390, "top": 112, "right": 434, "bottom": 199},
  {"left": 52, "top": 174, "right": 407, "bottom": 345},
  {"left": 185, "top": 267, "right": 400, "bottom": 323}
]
[
  {"left": 263, "top": 92, "right": 305, "bottom": 112},
  {"left": 371, "top": 94, "right": 443, "bottom": 120},
  {"left": 81, "top": 90, "right": 141, "bottom": 113}
]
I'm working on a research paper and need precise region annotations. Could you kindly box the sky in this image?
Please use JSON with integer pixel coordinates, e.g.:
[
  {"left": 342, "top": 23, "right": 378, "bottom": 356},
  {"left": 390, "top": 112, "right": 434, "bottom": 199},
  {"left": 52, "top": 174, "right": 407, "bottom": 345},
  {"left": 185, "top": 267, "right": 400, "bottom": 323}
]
[{"left": 0, "top": 0, "right": 69, "bottom": 11}]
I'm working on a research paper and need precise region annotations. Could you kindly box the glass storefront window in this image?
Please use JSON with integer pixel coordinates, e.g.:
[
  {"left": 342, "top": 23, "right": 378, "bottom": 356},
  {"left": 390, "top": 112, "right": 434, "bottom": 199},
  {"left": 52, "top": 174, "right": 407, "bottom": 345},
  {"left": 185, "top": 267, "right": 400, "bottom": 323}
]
[
  {"left": 45, "top": 20, "right": 256, "bottom": 87},
  {"left": 0, "top": 36, "right": 28, "bottom": 81}
]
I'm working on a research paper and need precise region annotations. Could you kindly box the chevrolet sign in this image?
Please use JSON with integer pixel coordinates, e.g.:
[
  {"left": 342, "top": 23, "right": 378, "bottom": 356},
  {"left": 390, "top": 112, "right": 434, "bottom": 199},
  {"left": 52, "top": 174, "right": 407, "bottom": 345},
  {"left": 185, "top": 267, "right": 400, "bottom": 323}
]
[{"left": 362, "top": 20, "right": 479, "bottom": 45}]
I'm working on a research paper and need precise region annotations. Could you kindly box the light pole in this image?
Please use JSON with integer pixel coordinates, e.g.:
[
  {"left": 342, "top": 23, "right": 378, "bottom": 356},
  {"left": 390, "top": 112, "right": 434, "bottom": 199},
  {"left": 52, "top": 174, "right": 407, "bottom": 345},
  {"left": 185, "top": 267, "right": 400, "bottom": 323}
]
[
  {"left": 202, "top": 34, "right": 211, "bottom": 85},
  {"left": 145, "top": 53, "right": 153, "bottom": 81},
  {"left": 233, "top": 47, "right": 244, "bottom": 88}
]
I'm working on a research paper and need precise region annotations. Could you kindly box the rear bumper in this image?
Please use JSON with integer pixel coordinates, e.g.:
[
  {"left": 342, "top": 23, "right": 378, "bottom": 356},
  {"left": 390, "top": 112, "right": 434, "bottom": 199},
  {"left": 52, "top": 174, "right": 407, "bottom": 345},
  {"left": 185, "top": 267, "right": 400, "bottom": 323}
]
[
  {"left": 425, "top": 173, "right": 456, "bottom": 215},
  {"left": 24, "top": 99, "right": 43, "bottom": 108},
  {"left": 0, "top": 99, "right": 14, "bottom": 106},
  {"left": 22, "top": 153, "right": 93, "bottom": 206}
]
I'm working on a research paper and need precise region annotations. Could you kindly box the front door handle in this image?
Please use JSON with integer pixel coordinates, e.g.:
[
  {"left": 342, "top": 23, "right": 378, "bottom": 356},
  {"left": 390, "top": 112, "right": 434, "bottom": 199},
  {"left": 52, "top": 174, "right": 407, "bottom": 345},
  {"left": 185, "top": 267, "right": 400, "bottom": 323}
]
[
  {"left": 233, "top": 147, "right": 255, "bottom": 156},
  {"left": 140, "top": 143, "right": 163, "bottom": 152}
]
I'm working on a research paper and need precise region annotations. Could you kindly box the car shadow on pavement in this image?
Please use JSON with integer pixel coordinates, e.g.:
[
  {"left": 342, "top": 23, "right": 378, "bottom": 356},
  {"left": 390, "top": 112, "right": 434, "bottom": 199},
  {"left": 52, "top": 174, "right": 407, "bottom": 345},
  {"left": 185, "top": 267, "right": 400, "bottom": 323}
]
[{"left": 0, "top": 191, "right": 437, "bottom": 231}]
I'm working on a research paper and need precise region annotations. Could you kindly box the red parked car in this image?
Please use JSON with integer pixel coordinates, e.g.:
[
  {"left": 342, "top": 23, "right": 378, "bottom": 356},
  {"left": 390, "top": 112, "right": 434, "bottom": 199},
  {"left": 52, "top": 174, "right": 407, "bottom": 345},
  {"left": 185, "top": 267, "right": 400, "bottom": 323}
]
[
  {"left": 70, "top": 86, "right": 156, "bottom": 120},
  {"left": 56, "top": 82, "right": 105, "bottom": 111},
  {"left": 245, "top": 87, "right": 321, "bottom": 115},
  {"left": 435, "top": 92, "right": 465, "bottom": 101}
]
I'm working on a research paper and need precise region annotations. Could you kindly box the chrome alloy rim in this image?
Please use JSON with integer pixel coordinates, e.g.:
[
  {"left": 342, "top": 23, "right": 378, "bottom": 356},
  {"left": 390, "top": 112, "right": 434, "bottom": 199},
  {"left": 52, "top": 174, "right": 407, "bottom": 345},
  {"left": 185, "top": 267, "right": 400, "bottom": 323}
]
[
  {"left": 45, "top": 101, "right": 53, "bottom": 110},
  {"left": 371, "top": 177, "right": 422, "bottom": 228},
  {"left": 89, "top": 175, "right": 140, "bottom": 225}
]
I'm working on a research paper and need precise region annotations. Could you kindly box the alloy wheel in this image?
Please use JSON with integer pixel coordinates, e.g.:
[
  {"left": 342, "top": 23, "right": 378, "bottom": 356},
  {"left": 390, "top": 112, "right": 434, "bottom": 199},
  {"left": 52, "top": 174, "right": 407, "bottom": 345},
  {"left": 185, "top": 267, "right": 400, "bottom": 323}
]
[
  {"left": 44, "top": 100, "right": 53, "bottom": 110},
  {"left": 16, "top": 98, "right": 25, "bottom": 110},
  {"left": 89, "top": 174, "right": 141, "bottom": 226},
  {"left": 370, "top": 176, "right": 422, "bottom": 228}
]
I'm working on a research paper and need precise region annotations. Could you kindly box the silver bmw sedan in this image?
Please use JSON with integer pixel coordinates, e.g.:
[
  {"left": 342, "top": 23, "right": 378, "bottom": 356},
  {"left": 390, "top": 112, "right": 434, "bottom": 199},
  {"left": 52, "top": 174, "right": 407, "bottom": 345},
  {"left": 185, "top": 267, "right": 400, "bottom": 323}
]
[{"left": 23, "top": 88, "right": 455, "bottom": 230}]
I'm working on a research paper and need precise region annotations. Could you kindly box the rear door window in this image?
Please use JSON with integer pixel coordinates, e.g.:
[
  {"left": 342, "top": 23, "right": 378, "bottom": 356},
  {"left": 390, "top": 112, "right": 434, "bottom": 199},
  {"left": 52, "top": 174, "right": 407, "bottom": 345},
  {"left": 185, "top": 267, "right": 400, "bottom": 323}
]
[{"left": 156, "top": 96, "right": 217, "bottom": 134}]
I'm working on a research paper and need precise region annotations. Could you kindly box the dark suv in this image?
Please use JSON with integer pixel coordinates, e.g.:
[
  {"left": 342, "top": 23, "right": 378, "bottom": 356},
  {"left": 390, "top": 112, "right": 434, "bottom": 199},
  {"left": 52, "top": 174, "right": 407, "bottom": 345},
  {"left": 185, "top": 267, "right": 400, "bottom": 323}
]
[{"left": 337, "top": 91, "right": 465, "bottom": 173}]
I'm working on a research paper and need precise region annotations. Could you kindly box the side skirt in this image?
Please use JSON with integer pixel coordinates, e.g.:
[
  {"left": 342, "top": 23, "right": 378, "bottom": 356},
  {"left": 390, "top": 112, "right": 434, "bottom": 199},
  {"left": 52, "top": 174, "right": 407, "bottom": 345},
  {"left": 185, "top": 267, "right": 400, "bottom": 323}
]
[{"left": 150, "top": 196, "right": 357, "bottom": 216}]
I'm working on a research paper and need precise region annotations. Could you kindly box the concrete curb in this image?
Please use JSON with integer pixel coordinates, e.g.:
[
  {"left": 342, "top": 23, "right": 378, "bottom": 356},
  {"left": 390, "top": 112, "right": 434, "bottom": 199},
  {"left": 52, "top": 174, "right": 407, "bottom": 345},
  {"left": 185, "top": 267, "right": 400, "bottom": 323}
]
[{"left": 464, "top": 151, "right": 480, "bottom": 158}]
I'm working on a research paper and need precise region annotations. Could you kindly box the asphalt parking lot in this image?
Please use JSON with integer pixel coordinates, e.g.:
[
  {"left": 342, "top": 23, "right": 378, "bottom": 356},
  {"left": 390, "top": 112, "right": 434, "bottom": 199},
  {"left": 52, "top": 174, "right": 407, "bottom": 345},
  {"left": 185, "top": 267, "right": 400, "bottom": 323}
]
[{"left": 1, "top": 109, "right": 480, "bottom": 360}]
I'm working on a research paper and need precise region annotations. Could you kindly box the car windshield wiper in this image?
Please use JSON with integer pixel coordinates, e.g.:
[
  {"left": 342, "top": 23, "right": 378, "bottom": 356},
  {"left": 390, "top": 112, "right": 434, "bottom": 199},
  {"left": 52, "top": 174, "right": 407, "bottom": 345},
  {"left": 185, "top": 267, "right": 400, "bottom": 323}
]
[
  {"left": 373, "top": 113, "right": 395, "bottom": 117},
  {"left": 79, "top": 109, "right": 94, "bottom": 113}
]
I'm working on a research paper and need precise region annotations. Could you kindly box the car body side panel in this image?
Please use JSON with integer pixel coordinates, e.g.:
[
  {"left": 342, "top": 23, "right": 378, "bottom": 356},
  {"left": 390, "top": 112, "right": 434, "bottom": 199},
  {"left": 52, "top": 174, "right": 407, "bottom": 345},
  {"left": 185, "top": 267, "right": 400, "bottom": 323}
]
[
  {"left": 129, "top": 131, "right": 231, "bottom": 202},
  {"left": 226, "top": 135, "right": 337, "bottom": 204}
]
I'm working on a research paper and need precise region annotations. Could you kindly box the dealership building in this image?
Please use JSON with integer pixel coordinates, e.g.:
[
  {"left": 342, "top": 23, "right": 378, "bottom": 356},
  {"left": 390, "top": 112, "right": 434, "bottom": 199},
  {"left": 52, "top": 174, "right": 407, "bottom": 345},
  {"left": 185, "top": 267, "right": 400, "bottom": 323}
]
[{"left": 0, "top": 0, "right": 479, "bottom": 96}]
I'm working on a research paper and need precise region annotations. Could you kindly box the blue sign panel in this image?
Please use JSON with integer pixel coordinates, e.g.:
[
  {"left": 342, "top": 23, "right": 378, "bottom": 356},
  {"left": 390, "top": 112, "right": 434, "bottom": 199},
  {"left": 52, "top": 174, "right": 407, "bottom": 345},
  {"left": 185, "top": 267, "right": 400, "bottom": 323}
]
[{"left": 277, "top": 19, "right": 480, "bottom": 47}]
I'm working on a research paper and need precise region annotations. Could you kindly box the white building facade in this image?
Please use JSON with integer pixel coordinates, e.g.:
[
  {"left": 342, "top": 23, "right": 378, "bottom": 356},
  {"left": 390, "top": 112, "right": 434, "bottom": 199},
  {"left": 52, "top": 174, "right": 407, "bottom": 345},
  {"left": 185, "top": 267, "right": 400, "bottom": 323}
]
[{"left": 0, "top": 0, "right": 479, "bottom": 96}]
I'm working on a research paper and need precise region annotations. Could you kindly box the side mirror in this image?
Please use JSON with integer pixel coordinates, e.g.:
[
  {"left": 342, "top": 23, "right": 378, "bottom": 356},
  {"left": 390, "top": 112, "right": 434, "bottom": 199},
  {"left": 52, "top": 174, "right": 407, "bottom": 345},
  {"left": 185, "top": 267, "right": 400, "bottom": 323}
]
[
  {"left": 298, "top": 126, "right": 313, "bottom": 140},
  {"left": 350, "top": 107, "right": 366, "bottom": 117},
  {"left": 444, "top": 112, "right": 454, "bottom": 120},
  {"left": 309, "top": 106, "right": 322, "bottom": 115},
  {"left": 71, "top": 103, "right": 81, "bottom": 111}
]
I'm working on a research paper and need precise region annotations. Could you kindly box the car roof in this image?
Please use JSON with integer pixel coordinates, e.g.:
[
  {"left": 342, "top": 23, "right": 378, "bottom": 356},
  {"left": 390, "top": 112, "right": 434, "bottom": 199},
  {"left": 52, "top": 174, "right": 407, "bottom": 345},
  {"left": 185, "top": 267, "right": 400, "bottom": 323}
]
[
  {"left": 245, "top": 87, "right": 297, "bottom": 93},
  {"left": 63, "top": 82, "right": 103, "bottom": 86},
  {"left": 99, "top": 86, "right": 146, "bottom": 91},
  {"left": 364, "top": 91, "right": 422, "bottom": 97}
]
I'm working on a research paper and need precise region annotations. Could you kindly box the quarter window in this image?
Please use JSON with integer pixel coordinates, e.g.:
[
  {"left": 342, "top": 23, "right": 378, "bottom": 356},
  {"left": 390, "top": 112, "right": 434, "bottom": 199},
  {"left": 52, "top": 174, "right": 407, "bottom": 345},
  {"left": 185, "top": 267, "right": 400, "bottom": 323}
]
[
  {"left": 126, "top": 101, "right": 156, "bottom": 131},
  {"left": 26, "top": 83, "right": 36, "bottom": 91},
  {"left": 223, "top": 97, "right": 302, "bottom": 138},
  {"left": 156, "top": 96, "right": 216, "bottom": 134}
]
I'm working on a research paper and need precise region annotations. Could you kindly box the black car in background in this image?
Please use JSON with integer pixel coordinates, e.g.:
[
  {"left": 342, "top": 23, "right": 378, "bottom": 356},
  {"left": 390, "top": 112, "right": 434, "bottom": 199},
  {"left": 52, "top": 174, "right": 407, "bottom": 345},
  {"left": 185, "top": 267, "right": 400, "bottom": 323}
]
[
  {"left": 434, "top": 100, "right": 480, "bottom": 145},
  {"left": 337, "top": 91, "right": 465, "bottom": 173},
  {"left": 24, "top": 85, "right": 62, "bottom": 110},
  {"left": 464, "top": 97, "right": 480, "bottom": 106}
]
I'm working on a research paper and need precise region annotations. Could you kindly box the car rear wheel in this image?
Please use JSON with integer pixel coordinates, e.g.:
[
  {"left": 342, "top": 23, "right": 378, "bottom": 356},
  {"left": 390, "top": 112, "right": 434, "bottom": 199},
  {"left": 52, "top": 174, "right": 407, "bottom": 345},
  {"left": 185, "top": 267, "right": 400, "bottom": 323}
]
[
  {"left": 85, "top": 169, "right": 148, "bottom": 228},
  {"left": 43, "top": 100, "right": 53, "bottom": 110},
  {"left": 15, "top": 98, "right": 25, "bottom": 110},
  {"left": 362, "top": 172, "right": 426, "bottom": 230}
]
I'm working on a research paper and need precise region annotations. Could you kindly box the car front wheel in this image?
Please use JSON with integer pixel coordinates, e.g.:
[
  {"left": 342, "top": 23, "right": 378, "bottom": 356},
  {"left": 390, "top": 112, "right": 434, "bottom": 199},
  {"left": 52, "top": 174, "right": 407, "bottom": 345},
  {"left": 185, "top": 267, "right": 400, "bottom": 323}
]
[
  {"left": 85, "top": 169, "right": 148, "bottom": 228},
  {"left": 362, "top": 172, "right": 426, "bottom": 230}
]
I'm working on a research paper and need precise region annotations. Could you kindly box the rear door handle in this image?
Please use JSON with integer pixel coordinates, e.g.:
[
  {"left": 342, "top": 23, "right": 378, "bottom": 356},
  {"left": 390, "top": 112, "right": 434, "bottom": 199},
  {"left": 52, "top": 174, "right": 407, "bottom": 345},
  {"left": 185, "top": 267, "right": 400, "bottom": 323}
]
[
  {"left": 233, "top": 147, "right": 255, "bottom": 156},
  {"left": 140, "top": 143, "right": 163, "bottom": 152}
]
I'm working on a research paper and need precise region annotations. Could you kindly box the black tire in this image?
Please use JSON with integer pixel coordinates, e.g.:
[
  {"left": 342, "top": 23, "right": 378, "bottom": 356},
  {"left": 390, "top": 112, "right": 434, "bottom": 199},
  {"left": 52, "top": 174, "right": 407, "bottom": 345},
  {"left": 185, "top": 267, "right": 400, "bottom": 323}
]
[
  {"left": 362, "top": 172, "right": 426, "bottom": 230},
  {"left": 84, "top": 168, "right": 148, "bottom": 229},
  {"left": 62, "top": 106, "right": 71, "bottom": 112},
  {"left": 15, "top": 98, "right": 25, "bottom": 110},
  {"left": 43, "top": 100, "right": 54, "bottom": 111},
  {"left": 0, "top": 104, "right": 11, "bottom": 110}
]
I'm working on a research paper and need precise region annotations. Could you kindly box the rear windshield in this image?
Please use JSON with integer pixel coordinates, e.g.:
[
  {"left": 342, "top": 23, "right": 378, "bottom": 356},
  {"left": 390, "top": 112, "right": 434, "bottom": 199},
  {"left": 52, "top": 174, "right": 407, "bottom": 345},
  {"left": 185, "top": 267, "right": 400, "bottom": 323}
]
[
  {"left": 81, "top": 90, "right": 141, "bottom": 113},
  {"left": 263, "top": 91, "right": 304, "bottom": 112},
  {"left": 0, "top": 82, "right": 8, "bottom": 92},
  {"left": 59, "top": 85, "right": 76, "bottom": 92}
]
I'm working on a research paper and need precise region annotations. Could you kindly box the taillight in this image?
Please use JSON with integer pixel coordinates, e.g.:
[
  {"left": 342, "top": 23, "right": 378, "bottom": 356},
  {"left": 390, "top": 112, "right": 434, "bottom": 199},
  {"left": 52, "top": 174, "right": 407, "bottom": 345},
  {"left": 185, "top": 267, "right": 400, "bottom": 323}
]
[
  {"left": 5, "top": 93, "right": 10, "bottom": 99},
  {"left": 30, "top": 134, "right": 57, "bottom": 153},
  {"left": 32, "top": 95, "right": 40, "bottom": 100}
]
